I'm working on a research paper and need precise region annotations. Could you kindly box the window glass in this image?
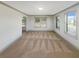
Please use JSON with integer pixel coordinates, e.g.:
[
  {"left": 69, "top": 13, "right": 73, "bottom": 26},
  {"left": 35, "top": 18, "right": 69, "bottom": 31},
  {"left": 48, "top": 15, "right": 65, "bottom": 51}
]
[
  {"left": 56, "top": 16, "right": 60, "bottom": 30},
  {"left": 66, "top": 11, "right": 76, "bottom": 36},
  {"left": 22, "top": 16, "right": 26, "bottom": 27},
  {"left": 34, "top": 16, "right": 47, "bottom": 28}
]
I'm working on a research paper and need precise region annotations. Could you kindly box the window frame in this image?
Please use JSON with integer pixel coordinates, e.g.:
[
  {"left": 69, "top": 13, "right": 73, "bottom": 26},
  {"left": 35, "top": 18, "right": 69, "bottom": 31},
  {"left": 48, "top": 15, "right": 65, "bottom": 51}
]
[
  {"left": 22, "top": 16, "right": 26, "bottom": 27},
  {"left": 65, "top": 11, "right": 77, "bottom": 37},
  {"left": 56, "top": 16, "right": 60, "bottom": 30},
  {"left": 34, "top": 16, "right": 47, "bottom": 28}
]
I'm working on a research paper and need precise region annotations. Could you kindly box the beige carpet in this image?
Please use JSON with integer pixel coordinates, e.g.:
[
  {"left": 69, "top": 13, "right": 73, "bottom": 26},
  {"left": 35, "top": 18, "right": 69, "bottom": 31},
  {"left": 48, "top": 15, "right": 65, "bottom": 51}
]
[{"left": 0, "top": 31, "right": 79, "bottom": 58}]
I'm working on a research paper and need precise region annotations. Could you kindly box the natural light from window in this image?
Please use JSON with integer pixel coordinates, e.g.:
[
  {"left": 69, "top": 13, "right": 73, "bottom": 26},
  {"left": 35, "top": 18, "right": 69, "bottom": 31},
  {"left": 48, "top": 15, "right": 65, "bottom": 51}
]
[{"left": 66, "top": 11, "right": 76, "bottom": 36}]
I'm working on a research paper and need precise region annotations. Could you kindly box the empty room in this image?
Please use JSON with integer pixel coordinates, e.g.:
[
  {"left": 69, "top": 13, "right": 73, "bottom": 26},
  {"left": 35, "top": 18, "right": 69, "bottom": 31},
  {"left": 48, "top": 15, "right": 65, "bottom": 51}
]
[{"left": 0, "top": 1, "right": 79, "bottom": 58}]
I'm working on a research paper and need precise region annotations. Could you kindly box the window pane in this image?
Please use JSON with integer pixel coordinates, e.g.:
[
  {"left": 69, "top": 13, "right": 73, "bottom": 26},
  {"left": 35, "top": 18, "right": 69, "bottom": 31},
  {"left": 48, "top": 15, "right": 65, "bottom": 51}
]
[
  {"left": 22, "top": 16, "right": 26, "bottom": 27},
  {"left": 34, "top": 17, "right": 47, "bottom": 28},
  {"left": 66, "top": 11, "right": 76, "bottom": 36},
  {"left": 56, "top": 16, "right": 60, "bottom": 30}
]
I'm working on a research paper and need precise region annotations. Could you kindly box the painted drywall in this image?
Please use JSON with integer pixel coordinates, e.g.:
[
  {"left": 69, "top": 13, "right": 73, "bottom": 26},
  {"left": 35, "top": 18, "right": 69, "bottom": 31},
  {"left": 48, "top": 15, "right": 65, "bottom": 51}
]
[
  {"left": 26, "top": 16, "right": 54, "bottom": 31},
  {"left": 0, "top": 3, "right": 24, "bottom": 52},
  {"left": 54, "top": 4, "right": 79, "bottom": 50}
]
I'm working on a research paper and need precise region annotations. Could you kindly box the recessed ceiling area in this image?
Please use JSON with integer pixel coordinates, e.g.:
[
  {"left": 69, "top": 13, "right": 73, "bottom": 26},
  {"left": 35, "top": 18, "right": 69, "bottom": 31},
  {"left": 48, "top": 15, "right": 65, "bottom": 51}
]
[{"left": 3, "top": 1, "right": 78, "bottom": 15}]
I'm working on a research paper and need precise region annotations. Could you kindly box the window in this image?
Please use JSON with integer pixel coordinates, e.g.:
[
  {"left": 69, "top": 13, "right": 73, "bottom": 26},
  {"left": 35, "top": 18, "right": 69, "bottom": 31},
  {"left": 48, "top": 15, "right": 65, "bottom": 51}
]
[
  {"left": 22, "top": 16, "right": 26, "bottom": 27},
  {"left": 66, "top": 11, "right": 76, "bottom": 36},
  {"left": 34, "top": 16, "right": 47, "bottom": 28},
  {"left": 56, "top": 16, "right": 60, "bottom": 30}
]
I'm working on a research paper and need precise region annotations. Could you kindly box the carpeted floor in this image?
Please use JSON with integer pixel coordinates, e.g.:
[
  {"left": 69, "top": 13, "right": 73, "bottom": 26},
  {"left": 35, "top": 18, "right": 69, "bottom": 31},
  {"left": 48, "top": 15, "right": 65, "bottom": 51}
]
[{"left": 0, "top": 31, "right": 79, "bottom": 58}]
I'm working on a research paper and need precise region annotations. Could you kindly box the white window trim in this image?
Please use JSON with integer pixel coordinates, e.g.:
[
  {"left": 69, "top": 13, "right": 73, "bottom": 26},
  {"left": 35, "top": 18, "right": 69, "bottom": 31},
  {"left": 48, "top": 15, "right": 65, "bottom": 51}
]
[{"left": 65, "top": 11, "right": 77, "bottom": 39}]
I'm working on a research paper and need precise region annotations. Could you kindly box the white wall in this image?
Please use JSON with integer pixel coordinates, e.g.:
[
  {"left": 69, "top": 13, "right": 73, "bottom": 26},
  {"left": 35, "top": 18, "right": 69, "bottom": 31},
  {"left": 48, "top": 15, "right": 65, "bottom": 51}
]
[
  {"left": 26, "top": 16, "right": 54, "bottom": 31},
  {"left": 0, "top": 3, "right": 24, "bottom": 52},
  {"left": 54, "top": 4, "right": 79, "bottom": 50}
]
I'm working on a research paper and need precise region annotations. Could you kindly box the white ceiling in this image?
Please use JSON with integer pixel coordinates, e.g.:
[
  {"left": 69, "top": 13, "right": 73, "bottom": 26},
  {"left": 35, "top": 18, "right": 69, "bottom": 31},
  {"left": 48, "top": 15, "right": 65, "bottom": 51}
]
[{"left": 3, "top": 1, "right": 78, "bottom": 15}]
